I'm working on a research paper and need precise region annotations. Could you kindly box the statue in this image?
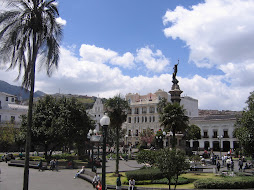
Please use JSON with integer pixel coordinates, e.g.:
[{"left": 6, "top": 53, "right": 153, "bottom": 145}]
[{"left": 172, "top": 60, "right": 179, "bottom": 84}]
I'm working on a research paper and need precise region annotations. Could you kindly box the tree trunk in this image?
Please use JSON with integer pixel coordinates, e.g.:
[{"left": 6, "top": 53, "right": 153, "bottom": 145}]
[
  {"left": 172, "top": 126, "right": 176, "bottom": 148},
  {"left": 23, "top": 61, "right": 35, "bottom": 190},
  {"left": 168, "top": 177, "right": 171, "bottom": 190},
  {"left": 23, "top": 33, "right": 38, "bottom": 190},
  {"left": 115, "top": 125, "right": 119, "bottom": 174}
]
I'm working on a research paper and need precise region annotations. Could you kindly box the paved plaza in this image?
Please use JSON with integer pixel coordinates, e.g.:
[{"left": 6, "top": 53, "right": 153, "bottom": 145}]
[{"left": 0, "top": 161, "right": 94, "bottom": 190}]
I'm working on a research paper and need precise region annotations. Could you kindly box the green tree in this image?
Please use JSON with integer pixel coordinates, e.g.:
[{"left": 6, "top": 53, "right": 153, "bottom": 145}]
[
  {"left": 156, "top": 148, "right": 190, "bottom": 190},
  {"left": 0, "top": 1, "right": 62, "bottom": 189},
  {"left": 0, "top": 123, "right": 18, "bottom": 152},
  {"left": 136, "top": 149, "right": 157, "bottom": 166},
  {"left": 160, "top": 102, "right": 189, "bottom": 148},
  {"left": 234, "top": 91, "right": 254, "bottom": 157},
  {"left": 105, "top": 95, "right": 129, "bottom": 174},
  {"left": 18, "top": 96, "right": 93, "bottom": 161},
  {"left": 186, "top": 124, "right": 201, "bottom": 141}
]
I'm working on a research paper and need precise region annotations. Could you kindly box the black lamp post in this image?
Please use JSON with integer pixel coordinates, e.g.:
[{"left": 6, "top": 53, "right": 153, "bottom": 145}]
[
  {"left": 100, "top": 113, "right": 110, "bottom": 190},
  {"left": 87, "top": 129, "right": 98, "bottom": 172}
]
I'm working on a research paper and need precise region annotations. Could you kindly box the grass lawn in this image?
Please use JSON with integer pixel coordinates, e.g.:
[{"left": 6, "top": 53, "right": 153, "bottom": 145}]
[{"left": 106, "top": 172, "right": 217, "bottom": 189}]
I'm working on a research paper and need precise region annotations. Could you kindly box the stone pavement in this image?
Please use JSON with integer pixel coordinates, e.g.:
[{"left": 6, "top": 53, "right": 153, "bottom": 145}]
[{"left": 0, "top": 161, "right": 94, "bottom": 190}]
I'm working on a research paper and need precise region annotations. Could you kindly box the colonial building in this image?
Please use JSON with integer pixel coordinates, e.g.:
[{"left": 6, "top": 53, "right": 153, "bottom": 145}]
[
  {"left": 189, "top": 111, "right": 241, "bottom": 152},
  {"left": 124, "top": 89, "right": 199, "bottom": 147},
  {"left": 0, "top": 92, "right": 28, "bottom": 128}
]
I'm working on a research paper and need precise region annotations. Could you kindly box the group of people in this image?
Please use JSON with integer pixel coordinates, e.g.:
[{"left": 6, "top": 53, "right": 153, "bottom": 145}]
[{"left": 49, "top": 159, "right": 59, "bottom": 171}]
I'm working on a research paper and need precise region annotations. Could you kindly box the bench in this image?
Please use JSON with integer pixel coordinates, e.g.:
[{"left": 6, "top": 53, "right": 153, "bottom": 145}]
[{"left": 8, "top": 160, "right": 47, "bottom": 170}]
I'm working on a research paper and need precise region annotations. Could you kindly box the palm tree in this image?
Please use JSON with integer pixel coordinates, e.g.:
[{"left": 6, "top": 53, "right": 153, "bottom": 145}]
[
  {"left": 0, "top": 1, "right": 62, "bottom": 189},
  {"left": 105, "top": 95, "right": 129, "bottom": 174},
  {"left": 160, "top": 102, "right": 189, "bottom": 148}
]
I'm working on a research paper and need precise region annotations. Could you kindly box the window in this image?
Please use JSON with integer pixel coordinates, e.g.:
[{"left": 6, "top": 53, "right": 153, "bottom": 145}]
[
  {"left": 149, "top": 116, "right": 151, "bottom": 122},
  {"left": 149, "top": 107, "right": 155, "bottom": 113},
  {"left": 11, "top": 97, "right": 15, "bottom": 102},
  {"left": 135, "top": 108, "right": 139, "bottom": 114},
  {"left": 128, "top": 117, "right": 131, "bottom": 123},
  {"left": 145, "top": 116, "right": 147, "bottom": 122},
  {"left": 0, "top": 115, "right": 1, "bottom": 122},
  {"left": 224, "top": 130, "right": 229, "bottom": 138},
  {"left": 6, "top": 97, "right": 8, "bottom": 101},
  {"left": 203, "top": 131, "right": 208, "bottom": 138},
  {"left": 137, "top": 117, "right": 139, "bottom": 123},
  {"left": 0, "top": 101, "right": 1, "bottom": 109},
  {"left": 134, "top": 117, "right": 136, "bottom": 123},
  {"left": 153, "top": 116, "right": 155, "bottom": 122},
  {"left": 142, "top": 107, "right": 147, "bottom": 114},
  {"left": 128, "top": 130, "right": 131, "bottom": 136},
  {"left": 11, "top": 116, "right": 15, "bottom": 123},
  {"left": 135, "top": 130, "right": 138, "bottom": 136},
  {"left": 213, "top": 131, "right": 218, "bottom": 138}
]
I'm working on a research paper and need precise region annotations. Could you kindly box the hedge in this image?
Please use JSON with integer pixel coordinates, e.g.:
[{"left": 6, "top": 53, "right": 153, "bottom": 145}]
[
  {"left": 125, "top": 168, "right": 163, "bottom": 181},
  {"left": 194, "top": 176, "right": 254, "bottom": 189},
  {"left": 123, "top": 177, "right": 189, "bottom": 185}
]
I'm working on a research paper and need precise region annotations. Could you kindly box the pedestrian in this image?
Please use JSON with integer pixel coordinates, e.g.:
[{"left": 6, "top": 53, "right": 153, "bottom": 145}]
[
  {"left": 128, "top": 178, "right": 135, "bottom": 190},
  {"left": 116, "top": 174, "right": 122, "bottom": 190},
  {"left": 55, "top": 159, "right": 59, "bottom": 171},
  {"left": 38, "top": 159, "right": 43, "bottom": 171},
  {"left": 239, "top": 159, "right": 243, "bottom": 172},
  {"left": 216, "top": 161, "right": 221, "bottom": 172},
  {"left": 50, "top": 159, "right": 55, "bottom": 171},
  {"left": 74, "top": 166, "right": 85, "bottom": 179},
  {"left": 92, "top": 172, "right": 100, "bottom": 188},
  {"left": 96, "top": 180, "right": 102, "bottom": 190},
  {"left": 226, "top": 158, "right": 231, "bottom": 170},
  {"left": 231, "top": 159, "right": 234, "bottom": 171}
]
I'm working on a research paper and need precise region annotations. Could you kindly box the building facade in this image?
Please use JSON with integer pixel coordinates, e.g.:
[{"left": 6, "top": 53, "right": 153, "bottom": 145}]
[
  {"left": 0, "top": 92, "right": 28, "bottom": 128},
  {"left": 87, "top": 98, "right": 105, "bottom": 131},
  {"left": 189, "top": 112, "right": 241, "bottom": 152},
  {"left": 124, "top": 89, "right": 199, "bottom": 147}
]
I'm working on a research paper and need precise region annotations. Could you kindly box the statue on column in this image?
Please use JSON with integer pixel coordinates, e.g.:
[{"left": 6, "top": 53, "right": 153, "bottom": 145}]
[{"left": 172, "top": 60, "right": 179, "bottom": 84}]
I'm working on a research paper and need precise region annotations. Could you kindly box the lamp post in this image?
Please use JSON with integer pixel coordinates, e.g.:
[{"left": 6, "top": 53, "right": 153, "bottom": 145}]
[
  {"left": 217, "top": 135, "right": 223, "bottom": 159},
  {"left": 100, "top": 113, "right": 110, "bottom": 190},
  {"left": 87, "top": 129, "right": 98, "bottom": 172},
  {"left": 125, "top": 134, "right": 128, "bottom": 146}
]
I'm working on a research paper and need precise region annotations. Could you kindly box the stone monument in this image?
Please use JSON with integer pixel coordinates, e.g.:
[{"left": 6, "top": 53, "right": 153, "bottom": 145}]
[{"left": 169, "top": 60, "right": 183, "bottom": 104}]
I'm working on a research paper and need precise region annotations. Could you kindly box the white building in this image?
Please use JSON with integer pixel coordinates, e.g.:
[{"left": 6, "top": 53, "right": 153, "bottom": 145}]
[
  {"left": 124, "top": 89, "right": 199, "bottom": 146},
  {"left": 189, "top": 113, "right": 240, "bottom": 152},
  {"left": 0, "top": 92, "right": 28, "bottom": 128},
  {"left": 87, "top": 98, "right": 105, "bottom": 131}
]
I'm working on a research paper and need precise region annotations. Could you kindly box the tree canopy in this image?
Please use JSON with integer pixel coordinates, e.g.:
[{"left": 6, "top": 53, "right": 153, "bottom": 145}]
[
  {"left": 159, "top": 102, "right": 189, "bottom": 148},
  {"left": 234, "top": 91, "right": 254, "bottom": 157},
  {"left": 18, "top": 95, "right": 93, "bottom": 159}
]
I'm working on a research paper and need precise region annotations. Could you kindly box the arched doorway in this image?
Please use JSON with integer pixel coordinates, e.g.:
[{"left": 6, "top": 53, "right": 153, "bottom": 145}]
[
  {"left": 193, "top": 141, "right": 199, "bottom": 151},
  {"left": 204, "top": 141, "right": 210, "bottom": 150},
  {"left": 213, "top": 141, "right": 220, "bottom": 151},
  {"left": 223, "top": 141, "right": 230, "bottom": 152}
]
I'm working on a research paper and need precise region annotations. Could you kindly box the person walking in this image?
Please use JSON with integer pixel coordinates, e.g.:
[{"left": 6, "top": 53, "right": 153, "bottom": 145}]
[
  {"left": 116, "top": 174, "right": 122, "bottom": 190},
  {"left": 92, "top": 172, "right": 100, "bottom": 188},
  {"left": 216, "top": 161, "right": 221, "bottom": 172},
  {"left": 128, "top": 178, "right": 135, "bottom": 190},
  {"left": 38, "top": 159, "right": 43, "bottom": 171},
  {"left": 239, "top": 159, "right": 243, "bottom": 172}
]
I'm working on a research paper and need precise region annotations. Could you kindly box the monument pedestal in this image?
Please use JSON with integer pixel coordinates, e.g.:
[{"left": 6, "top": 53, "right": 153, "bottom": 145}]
[{"left": 169, "top": 83, "right": 183, "bottom": 104}]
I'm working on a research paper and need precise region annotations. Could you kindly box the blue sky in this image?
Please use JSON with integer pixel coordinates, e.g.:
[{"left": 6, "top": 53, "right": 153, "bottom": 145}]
[{"left": 1, "top": 0, "right": 254, "bottom": 111}]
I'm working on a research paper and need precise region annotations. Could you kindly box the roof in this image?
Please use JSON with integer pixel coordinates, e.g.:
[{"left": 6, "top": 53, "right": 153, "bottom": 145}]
[{"left": 0, "top": 92, "right": 17, "bottom": 97}]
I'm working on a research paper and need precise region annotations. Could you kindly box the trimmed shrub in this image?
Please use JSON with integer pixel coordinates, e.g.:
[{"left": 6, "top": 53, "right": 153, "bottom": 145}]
[
  {"left": 123, "top": 177, "right": 190, "bottom": 185},
  {"left": 125, "top": 168, "right": 163, "bottom": 181},
  {"left": 194, "top": 176, "right": 254, "bottom": 189}
]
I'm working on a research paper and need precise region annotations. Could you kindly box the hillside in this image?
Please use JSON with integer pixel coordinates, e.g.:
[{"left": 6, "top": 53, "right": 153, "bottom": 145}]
[{"left": 0, "top": 80, "right": 45, "bottom": 100}]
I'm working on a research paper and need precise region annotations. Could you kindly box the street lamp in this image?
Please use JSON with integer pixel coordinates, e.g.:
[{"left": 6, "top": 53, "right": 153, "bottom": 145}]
[
  {"left": 217, "top": 135, "right": 223, "bottom": 159},
  {"left": 100, "top": 113, "right": 110, "bottom": 190},
  {"left": 125, "top": 134, "right": 128, "bottom": 146},
  {"left": 87, "top": 129, "right": 98, "bottom": 172}
]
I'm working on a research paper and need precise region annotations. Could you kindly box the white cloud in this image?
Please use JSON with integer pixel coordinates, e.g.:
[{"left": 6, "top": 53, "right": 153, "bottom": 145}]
[
  {"left": 110, "top": 52, "right": 135, "bottom": 69},
  {"left": 56, "top": 17, "right": 67, "bottom": 26},
  {"left": 0, "top": 44, "right": 251, "bottom": 111},
  {"left": 136, "top": 47, "right": 170, "bottom": 72},
  {"left": 163, "top": 0, "right": 254, "bottom": 68}
]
